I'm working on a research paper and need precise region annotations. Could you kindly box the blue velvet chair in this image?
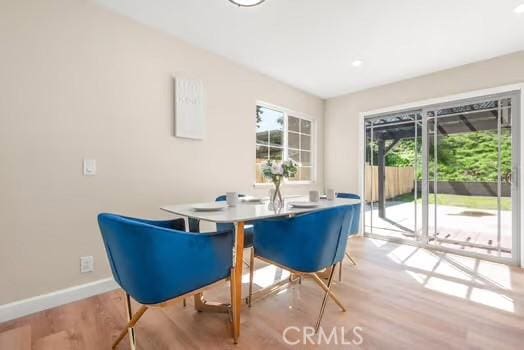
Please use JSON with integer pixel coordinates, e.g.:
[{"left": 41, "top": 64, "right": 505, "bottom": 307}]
[
  {"left": 335, "top": 192, "right": 361, "bottom": 281},
  {"left": 336, "top": 192, "right": 361, "bottom": 268},
  {"left": 98, "top": 213, "right": 234, "bottom": 349},
  {"left": 249, "top": 205, "right": 355, "bottom": 332}
]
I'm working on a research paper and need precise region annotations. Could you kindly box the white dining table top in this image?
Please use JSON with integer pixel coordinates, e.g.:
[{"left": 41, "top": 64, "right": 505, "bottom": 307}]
[{"left": 161, "top": 196, "right": 360, "bottom": 223}]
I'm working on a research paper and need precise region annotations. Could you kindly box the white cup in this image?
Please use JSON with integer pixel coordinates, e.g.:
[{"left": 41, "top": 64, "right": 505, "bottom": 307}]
[
  {"left": 226, "top": 192, "right": 238, "bottom": 207},
  {"left": 327, "top": 189, "right": 336, "bottom": 200},
  {"left": 309, "top": 190, "right": 320, "bottom": 202}
]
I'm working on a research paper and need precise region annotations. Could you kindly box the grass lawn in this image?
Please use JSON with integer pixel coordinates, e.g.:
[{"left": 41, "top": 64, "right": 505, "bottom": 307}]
[
  {"left": 390, "top": 193, "right": 511, "bottom": 210},
  {"left": 429, "top": 194, "right": 511, "bottom": 211}
]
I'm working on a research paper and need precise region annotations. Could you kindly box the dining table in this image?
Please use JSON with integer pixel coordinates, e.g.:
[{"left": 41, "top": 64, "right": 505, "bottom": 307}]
[{"left": 161, "top": 195, "right": 360, "bottom": 343}]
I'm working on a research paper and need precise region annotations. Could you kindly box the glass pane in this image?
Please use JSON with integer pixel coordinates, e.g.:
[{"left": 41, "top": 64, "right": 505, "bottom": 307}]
[
  {"left": 300, "top": 151, "right": 311, "bottom": 166},
  {"left": 288, "top": 132, "right": 300, "bottom": 149},
  {"left": 288, "top": 168, "right": 299, "bottom": 181},
  {"left": 270, "top": 130, "right": 283, "bottom": 146},
  {"left": 288, "top": 116, "right": 300, "bottom": 132},
  {"left": 301, "top": 119, "right": 312, "bottom": 135},
  {"left": 288, "top": 149, "right": 300, "bottom": 163},
  {"left": 256, "top": 105, "right": 284, "bottom": 146},
  {"left": 256, "top": 145, "right": 268, "bottom": 161},
  {"left": 301, "top": 134, "right": 311, "bottom": 150},
  {"left": 256, "top": 131, "right": 269, "bottom": 145},
  {"left": 500, "top": 123, "right": 512, "bottom": 257},
  {"left": 300, "top": 166, "right": 312, "bottom": 181},
  {"left": 365, "top": 111, "right": 420, "bottom": 240},
  {"left": 256, "top": 144, "right": 269, "bottom": 184},
  {"left": 269, "top": 147, "right": 283, "bottom": 161},
  {"left": 428, "top": 98, "right": 513, "bottom": 260}
]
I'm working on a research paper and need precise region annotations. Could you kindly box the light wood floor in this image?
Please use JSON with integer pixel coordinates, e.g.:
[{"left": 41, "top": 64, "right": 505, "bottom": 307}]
[{"left": 1, "top": 237, "right": 523, "bottom": 349}]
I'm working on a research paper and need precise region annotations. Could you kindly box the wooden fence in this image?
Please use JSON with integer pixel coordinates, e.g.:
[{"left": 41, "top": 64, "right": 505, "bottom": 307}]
[{"left": 365, "top": 165, "right": 415, "bottom": 202}]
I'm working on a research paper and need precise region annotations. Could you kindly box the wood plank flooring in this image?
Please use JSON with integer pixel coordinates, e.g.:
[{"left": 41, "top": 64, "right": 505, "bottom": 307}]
[{"left": 1, "top": 237, "right": 523, "bottom": 349}]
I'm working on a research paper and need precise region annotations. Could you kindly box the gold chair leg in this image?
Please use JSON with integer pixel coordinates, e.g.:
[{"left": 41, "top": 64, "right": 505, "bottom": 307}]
[
  {"left": 310, "top": 273, "right": 346, "bottom": 312},
  {"left": 248, "top": 247, "right": 255, "bottom": 307},
  {"left": 113, "top": 294, "right": 147, "bottom": 349},
  {"left": 338, "top": 262, "right": 342, "bottom": 282},
  {"left": 346, "top": 252, "right": 357, "bottom": 266},
  {"left": 315, "top": 264, "right": 336, "bottom": 333},
  {"left": 125, "top": 293, "right": 136, "bottom": 350}
]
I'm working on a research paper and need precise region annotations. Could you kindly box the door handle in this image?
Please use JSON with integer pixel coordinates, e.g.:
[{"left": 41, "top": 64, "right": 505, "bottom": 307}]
[{"left": 513, "top": 167, "right": 518, "bottom": 189}]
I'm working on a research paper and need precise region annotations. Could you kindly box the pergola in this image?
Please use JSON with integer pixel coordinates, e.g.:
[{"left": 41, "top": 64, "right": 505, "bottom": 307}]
[{"left": 367, "top": 102, "right": 503, "bottom": 218}]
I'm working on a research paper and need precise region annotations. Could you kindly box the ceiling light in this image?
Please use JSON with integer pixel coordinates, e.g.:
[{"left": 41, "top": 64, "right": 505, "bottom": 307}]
[
  {"left": 228, "top": 0, "right": 266, "bottom": 7},
  {"left": 352, "top": 60, "right": 363, "bottom": 67}
]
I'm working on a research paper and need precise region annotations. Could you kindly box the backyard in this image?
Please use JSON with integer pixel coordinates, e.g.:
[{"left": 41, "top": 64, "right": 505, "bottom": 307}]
[{"left": 366, "top": 127, "right": 513, "bottom": 257}]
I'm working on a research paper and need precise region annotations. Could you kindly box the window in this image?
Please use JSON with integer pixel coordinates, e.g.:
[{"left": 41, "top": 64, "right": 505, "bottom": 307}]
[{"left": 256, "top": 104, "right": 315, "bottom": 184}]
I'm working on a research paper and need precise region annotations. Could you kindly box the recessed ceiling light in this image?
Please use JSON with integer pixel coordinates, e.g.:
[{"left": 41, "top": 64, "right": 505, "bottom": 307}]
[
  {"left": 228, "top": 0, "right": 266, "bottom": 7},
  {"left": 352, "top": 60, "right": 363, "bottom": 67},
  {"left": 514, "top": 3, "right": 524, "bottom": 14}
]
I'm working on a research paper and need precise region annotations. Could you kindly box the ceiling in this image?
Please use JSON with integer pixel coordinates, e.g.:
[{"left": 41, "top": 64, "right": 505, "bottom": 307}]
[{"left": 95, "top": 0, "right": 524, "bottom": 98}]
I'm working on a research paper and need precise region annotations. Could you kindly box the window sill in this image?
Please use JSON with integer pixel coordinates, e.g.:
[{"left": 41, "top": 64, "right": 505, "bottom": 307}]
[{"left": 253, "top": 181, "right": 316, "bottom": 189}]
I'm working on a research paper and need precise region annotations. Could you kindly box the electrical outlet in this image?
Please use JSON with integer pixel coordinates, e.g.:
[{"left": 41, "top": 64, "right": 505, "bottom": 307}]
[{"left": 80, "top": 256, "right": 94, "bottom": 273}]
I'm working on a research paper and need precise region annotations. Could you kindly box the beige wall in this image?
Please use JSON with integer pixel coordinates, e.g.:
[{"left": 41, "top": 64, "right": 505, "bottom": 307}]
[
  {"left": 0, "top": 0, "right": 324, "bottom": 304},
  {"left": 324, "top": 51, "right": 524, "bottom": 193}
]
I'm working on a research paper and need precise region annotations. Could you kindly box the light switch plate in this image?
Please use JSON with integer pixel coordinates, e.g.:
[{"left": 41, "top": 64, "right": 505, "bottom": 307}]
[{"left": 83, "top": 159, "right": 96, "bottom": 176}]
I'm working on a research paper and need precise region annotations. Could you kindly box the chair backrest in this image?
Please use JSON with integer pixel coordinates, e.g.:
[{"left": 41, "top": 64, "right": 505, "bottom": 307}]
[
  {"left": 215, "top": 194, "right": 246, "bottom": 202},
  {"left": 253, "top": 205, "right": 354, "bottom": 273},
  {"left": 98, "top": 213, "right": 233, "bottom": 305},
  {"left": 336, "top": 192, "right": 360, "bottom": 200},
  {"left": 188, "top": 194, "right": 246, "bottom": 233},
  {"left": 336, "top": 192, "right": 361, "bottom": 236}
]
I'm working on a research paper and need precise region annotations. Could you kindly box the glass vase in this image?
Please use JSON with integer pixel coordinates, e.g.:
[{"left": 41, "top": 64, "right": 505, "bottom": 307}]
[{"left": 270, "top": 177, "right": 283, "bottom": 209}]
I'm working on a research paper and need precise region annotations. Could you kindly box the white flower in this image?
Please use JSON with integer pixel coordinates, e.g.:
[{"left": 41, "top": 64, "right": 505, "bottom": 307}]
[{"left": 271, "top": 163, "right": 284, "bottom": 175}]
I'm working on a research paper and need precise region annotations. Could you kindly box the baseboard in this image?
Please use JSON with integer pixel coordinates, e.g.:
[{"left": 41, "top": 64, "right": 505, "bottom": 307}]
[{"left": 0, "top": 278, "right": 119, "bottom": 323}]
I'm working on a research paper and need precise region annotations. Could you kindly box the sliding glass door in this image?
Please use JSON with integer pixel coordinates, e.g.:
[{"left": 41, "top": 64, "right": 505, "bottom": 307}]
[
  {"left": 363, "top": 92, "right": 520, "bottom": 264},
  {"left": 364, "top": 111, "right": 422, "bottom": 241},
  {"left": 425, "top": 96, "right": 518, "bottom": 260}
]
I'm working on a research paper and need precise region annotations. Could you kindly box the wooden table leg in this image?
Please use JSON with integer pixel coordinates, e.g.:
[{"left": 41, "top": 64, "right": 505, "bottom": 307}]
[
  {"left": 230, "top": 222, "right": 245, "bottom": 344},
  {"left": 193, "top": 293, "right": 230, "bottom": 313}
]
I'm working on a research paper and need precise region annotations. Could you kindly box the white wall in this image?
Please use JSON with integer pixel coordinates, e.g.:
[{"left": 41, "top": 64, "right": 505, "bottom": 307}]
[{"left": 0, "top": 0, "right": 324, "bottom": 305}]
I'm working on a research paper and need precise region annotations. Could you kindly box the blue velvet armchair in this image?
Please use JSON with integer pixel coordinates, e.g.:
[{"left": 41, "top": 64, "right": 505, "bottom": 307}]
[
  {"left": 249, "top": 205, "right": 355, "bottom": 332},
  {"left": 336, "top": 192, "right": 361, "bottom": 276},
  {"left": 98, "top": 213, "right": 234, "bottom": 349}
]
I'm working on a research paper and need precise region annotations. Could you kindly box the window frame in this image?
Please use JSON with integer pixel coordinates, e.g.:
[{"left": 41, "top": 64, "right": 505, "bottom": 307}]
[{"left": 255, "top": 101, "right": 317, "bottom": 186}]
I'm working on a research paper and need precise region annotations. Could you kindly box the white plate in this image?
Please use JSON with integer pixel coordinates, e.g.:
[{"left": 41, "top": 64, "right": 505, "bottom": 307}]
[
  {"left": 192, "top": 203, "right": 228, "bottom": 212},
  {"left": 288, "top": 201, "right": 320, "bottom": 208},
  {"left": 241, "top": 196, "right": 263, "bottom": 203}
]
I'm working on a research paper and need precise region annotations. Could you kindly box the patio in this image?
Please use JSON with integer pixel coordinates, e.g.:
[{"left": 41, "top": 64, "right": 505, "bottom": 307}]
[{"left": 365, "top": 200, "right": 513, "bottom": 259}]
